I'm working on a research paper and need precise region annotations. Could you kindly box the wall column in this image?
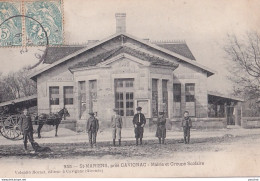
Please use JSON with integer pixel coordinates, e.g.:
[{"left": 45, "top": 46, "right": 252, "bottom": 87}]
[
  {"left": 85, "top": 81, "right": 90, "bottom": 117},
  {"left": 158, "top": 79, "right": 163, "bottom": 112},
  {"left": 167, "top": 79, "right": 173, "bottom": 118}
]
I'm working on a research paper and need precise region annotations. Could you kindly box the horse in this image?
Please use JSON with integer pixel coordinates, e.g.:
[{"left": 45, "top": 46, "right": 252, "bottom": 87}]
[{"left": 35, "top": 107, "right": 70, "bottom": 138}]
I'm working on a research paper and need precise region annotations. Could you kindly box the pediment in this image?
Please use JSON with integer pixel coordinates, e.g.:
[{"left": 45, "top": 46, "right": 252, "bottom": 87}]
[{"left": 97, "top": 53, "right": 150, "bottom": 67}]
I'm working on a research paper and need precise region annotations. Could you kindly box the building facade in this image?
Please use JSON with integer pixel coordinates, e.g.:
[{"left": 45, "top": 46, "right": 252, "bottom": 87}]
[{"left": 30, "top": 14, "right": 242, "bottom": 131}]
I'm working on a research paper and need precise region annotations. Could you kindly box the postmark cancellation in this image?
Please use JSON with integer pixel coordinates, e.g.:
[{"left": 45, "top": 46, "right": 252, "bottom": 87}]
[{"left": 0, "top": 0, "right": 64, "bottom": 47}]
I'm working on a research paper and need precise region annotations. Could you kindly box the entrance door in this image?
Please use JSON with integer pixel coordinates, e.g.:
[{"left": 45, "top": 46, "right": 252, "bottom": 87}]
[
  {"left": 49, "top": 86, "right": 60, "bottom": 113},
  {"left": 226, "top": 105, "right": 235, "bottom": 125},
  {"left": 78, "top": 81, "right": 86, "bottom": 119},
  {"left": 115, "top": 79, "right": 134, "bottom": 127}
]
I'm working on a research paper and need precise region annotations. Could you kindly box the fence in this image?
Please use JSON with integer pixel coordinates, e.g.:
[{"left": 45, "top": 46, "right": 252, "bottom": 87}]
[{"left": 241, "top": 117, "right": 260, "bottom": 128}]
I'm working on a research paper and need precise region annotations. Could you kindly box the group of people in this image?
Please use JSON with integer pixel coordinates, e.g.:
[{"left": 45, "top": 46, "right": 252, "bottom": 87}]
[
  {"left": 18, "top": 106, "right": 192, "bottom": 152},
  {"left": 86, "top": 106, "right": 193, "bottom": 148}
]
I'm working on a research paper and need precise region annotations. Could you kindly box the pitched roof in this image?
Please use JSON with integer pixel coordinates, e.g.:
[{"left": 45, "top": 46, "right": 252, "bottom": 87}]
[
  {"left": 70, "top": 45, "right": 179, "bottom": 69},
  {"left": 154, "top": 42, "right": 196, "bottom": 60},
  {"left": 30, "top": 33, "right": 215, "bottom": 80},
  {"left": 44, "top": 42, "right": 195, "bottom": 64},
  {"left": 208, "top": 90, "right": 244, "bottom": 102},
  {"left": 43, "top": 46, "right": 85, "bottom": 64}
]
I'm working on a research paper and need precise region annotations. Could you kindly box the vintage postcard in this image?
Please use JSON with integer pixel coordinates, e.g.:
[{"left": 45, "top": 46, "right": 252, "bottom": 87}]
[{"left": 0, "top": 0, "right": 260, "bottom": 178}]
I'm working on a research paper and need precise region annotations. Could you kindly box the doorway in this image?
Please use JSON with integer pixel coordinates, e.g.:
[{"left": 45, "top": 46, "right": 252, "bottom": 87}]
[{"left": 114, "top": 79, "right": 134, "bottom": 127}]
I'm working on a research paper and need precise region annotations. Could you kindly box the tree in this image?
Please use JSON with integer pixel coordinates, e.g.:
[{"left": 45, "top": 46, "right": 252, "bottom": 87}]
[
  {"left": 224, "top": 32, "right": 260, "bottom": 100},
  {"left": 224, "top": 32, "right": 260, "bottom": 116},
  {"left": 0, "top": 66, "right": 37, "bottom": 103},
  {"left": 16, "top": 66, "right": 37, "bottom": 96}
]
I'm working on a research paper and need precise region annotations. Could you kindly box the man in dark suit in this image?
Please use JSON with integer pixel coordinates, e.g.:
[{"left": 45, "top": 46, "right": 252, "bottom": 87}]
[
  {"left": 19, "top": 108, "right": 35, "bottom": 152},
  {"left": 86, "top": 112, "right": 99, "bottom": 148},
  {"left": 132, "top": 107, "right": 146, "bottom": 146}
]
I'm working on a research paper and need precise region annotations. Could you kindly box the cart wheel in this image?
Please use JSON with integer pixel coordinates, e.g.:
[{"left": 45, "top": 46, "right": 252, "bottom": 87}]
[{"left": 0, "top": 115, "right": 23, "bottom": 140}]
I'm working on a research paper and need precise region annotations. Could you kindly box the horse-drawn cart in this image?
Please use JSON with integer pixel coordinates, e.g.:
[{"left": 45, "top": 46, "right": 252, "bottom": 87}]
[
  {"left": 0, "top": 113, "right": 23, "bottom": 140},
  {"left": 0, "top": 108, "right": 70, "bottom": 140},
  {"left": 0, "top": 95, "right": 70, "bottom": 140},
  {"left": 0, "top": 95, "right": 37, "bottom": 141}
]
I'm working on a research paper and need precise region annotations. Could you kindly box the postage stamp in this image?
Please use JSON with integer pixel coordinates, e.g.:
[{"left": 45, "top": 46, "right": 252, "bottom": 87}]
[
  {"left": 0, "top": 1, "right": 22, "bottom": 46},
  {"left": 0, "top": 0, "right": 64, "bottom": 47},
  {"left": 24, "top": 0, "right": 63, "bottom": 46}
]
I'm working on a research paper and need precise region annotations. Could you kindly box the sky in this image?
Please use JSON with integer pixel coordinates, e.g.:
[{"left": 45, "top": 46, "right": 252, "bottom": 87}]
[{"left": 0, "top": 0, "right": 259, "bottom": 95}]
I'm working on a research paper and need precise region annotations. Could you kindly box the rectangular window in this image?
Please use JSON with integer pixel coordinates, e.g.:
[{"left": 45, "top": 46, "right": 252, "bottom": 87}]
[
  {"left": 115, "top": 92, "right": 124, "bottom": 116},
  {"left": 173, "top": 84, "right": 181, "bottom": 102},
  {"left": 64, "top": 86, "right": 74, "bottom": 105},
  {"left": 185, "top": 84, "right": 195, "bottom": 102},
  {"left": 89, "top": 80, "right": 97, "bottom": 113},
  {"left": 125, "top": 92, "right": 134, "bottom": 116},
  {"left": 185, "top": 83, "right": 195, "bottom": 116},
  {"left": 49, "top": 86, "right": 59, "bottom": 105},
  {"left": 125, "top": 80, "right": 134, "bottom": 88},
  {"left": 173, "top": 83, "right": 181, "bottom": 117},
  {"left": 162, "top": 80, "right": 168, "bottom": 117},
  {"left": 152, "top": 79, "right": 158, "bottom": 117}
]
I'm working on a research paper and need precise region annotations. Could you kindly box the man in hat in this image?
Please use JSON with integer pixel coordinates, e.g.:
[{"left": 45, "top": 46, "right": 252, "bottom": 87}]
[
  {"left": 132, "top": 107, "right": 146, "bottom": 145},
  {"left": 111, "top": 108, "right": 123, "bottom": 146},
  {"left": 86, "top": 112, "right": 99, "bottom": 147},
  {"left": 19, "top": 107, "right": 35, "bottom": 152},
  {"left": 181, "top": 111, "right": 192, "bottom": 144},
  {"left": 156, "top": 112, "right": 167, "bottom": 144}
]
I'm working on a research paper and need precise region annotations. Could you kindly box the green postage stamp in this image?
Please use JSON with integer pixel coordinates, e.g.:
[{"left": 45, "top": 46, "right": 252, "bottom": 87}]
[
  {"left": 25, "top": 0, "right": 63, "bottom": 46},
  {"left": 0, "top": 0, "right": 64, "bottom": 47},
  {"left": 0, "top": 1, "right": 22, "bottom": 46}
]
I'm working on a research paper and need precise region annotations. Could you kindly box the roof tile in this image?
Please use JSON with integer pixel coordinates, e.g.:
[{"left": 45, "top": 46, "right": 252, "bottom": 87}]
[
  {"left": 155, "top": 43, "right": 196, "bottom": 60},
  {"left": 43, "top": 46, "right": 85, "bottom": 64},
  {"left": 70, "top": 46, "right": 178, "bottom": 69}
]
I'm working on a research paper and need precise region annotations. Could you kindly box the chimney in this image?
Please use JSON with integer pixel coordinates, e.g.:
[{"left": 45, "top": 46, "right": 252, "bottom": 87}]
[{"left": 115, "top": 13, "right": 126, "bottom": 33}]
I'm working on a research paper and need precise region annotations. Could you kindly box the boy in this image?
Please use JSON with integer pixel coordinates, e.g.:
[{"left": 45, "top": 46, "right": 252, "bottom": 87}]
[
  {"left": 132, "top": 107, "right": 146, "bottom": 146},
  {"left": 156, "top": 111, "right": 166, "bottom": 144},
  {"left": 86, "top": 112, "right": 99, "bottom": 148},
  {"left": 111, "top": 108, "right": 123, "bottom": 146},
  {"left": 19, "top": 108, "right": 35, "bottom": 152},
  {"left": 181, "top": 111, "right": 192, "bottom": 144}
]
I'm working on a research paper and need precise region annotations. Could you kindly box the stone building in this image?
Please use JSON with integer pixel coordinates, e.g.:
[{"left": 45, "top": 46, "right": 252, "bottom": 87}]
[{"left": 29, "top": 13, "right": 243, "bottom": 131}]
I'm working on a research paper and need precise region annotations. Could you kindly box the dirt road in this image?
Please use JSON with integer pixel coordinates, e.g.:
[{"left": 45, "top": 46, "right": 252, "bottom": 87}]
[
  {"left": 0, "top": 132, "right": 259, "bottom": 160},
  {"left": 0, "top": 131, "right": 259, "bottom": 177}
]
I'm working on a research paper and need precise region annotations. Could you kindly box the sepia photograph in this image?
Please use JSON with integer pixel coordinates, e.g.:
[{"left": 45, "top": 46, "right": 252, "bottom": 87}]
[{"left": 0, "top": 0, "right": 259, "bottom": 178}]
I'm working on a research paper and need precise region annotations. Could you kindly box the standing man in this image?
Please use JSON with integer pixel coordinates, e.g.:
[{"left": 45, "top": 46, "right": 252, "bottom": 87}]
[
  {"left": 132, "top": 107, "right": 146, "bottom": 146},
  {"left": 111, "top": 108, "right": 123, "bottom": 146},
  {"left": 156, "top": 111, "right": 167, "bottom": 144},
  {"left": 19, "top": 108, "right": 35, "bottom": 152},
  {"left": 181, "top": 111, "right": 192, "bottom": 144},
  {"left": 86, "top": 112, "right": 99, "bottom": 148}
]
